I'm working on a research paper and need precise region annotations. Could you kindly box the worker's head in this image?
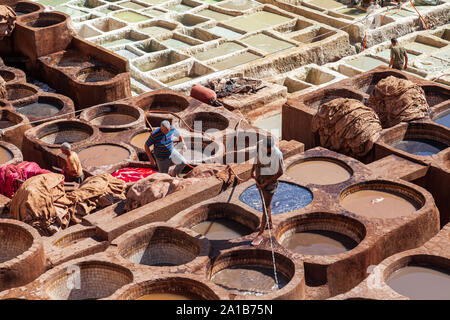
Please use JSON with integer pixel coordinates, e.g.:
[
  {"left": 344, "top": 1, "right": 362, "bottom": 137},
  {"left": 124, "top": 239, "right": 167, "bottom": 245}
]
[
  {"left": 60, "top": 142, "right": 71, "bottom": 155},
  {"left": 391, "top": 38, "right": 398, "bottom": 46},
  {"left": 160, "top": 120, "right": 171, "bottom": 134}
]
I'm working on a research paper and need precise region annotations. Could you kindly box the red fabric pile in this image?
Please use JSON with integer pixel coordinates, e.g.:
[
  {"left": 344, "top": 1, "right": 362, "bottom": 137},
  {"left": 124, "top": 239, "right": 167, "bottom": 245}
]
[
  {"left": 111, "top": 167, "right": 156, "bottom": 183},
  {"left": 0, "top": 161, "right": 51, "bottom": 198}
]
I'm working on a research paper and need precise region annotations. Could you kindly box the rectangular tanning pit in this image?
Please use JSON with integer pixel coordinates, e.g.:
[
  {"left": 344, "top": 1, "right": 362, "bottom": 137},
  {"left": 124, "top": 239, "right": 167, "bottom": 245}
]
[
  {"left": 91, "top": 17, "right": 127, "bottom": 32},
  {"left": 97, "top": 4, "right": 122, "bottom": 14},
  {"left": 304, "top": 0, "right": 345, "bottom": 10},
  {"left": 403, "top": 36, "right": 448, "bottom": 55},
  {"left": 172, "top": 13, "right": 210, "bottom": 27},
  {"left": 165, "top": 0, "right": 200, "bottom": 13},
  {"left": 160, "top": 33, "right": 203, "bottom": 50},
  {"left": 195, "top": 8, "right": 236, "bottom": 22},
  {"left": 208, "top": 50, "right": 262, "bottom": 70},
  {"left": 118, "top": 0, "right": 149, "bottom": 10},
  {"left": 282, "top": 77, "right": 312, "bottom": 94},
  {"left": 113, "top": 10, "right": 153, "bottom": 23},
  {"left": 240, "top": 32, "right": 295, "bottom": 55},
  {"left": 55, "top": 5, "right": 89, "bottom": 17},
  {"left": 154, "top": 61, "right": 215, "bottom": 86},
  {"left": 137, "top": 20, "right": 177, "bottom": 37},
  {"left": 73, "top": 0, "right": 107, "bottom": 9},
  {"left": 74, "top": 24, "right": 102, "bottom": 39},
  {"left": 334, "top": 7, "right": 367, "bottom": 19},
  {"left": 132, "top": 51, "right": 189, "bottom": 72},
  {"left": 93, "top": 30, "right": 149, "bottom": 48},
  {"left": 180, "top": 27, "right": 221, "bottom": 42},
  {"left": 224, "top": 9, "right": 294, "bottom": 32},
  {"left": 192, "top": 41, "right": 246, "bottom": 61},
  {"left": 142, "top": 7, "right": 167, "bottom": 16},
  {"left": 273, "top": 18, "right": 314, "bottom": 34},
  {"left": 344, "top": 56, "right": 386, "bottom": 72},
  {"left": 376, "top": 48, "right": 420, "bottom": 62},
  {"left": 205, "top": 24, "right": 245, "bottom": 40},
  {"left": 135, "top": 39, "right": 168, "bottom": 53},
  {"left": 297, "top": 68, "right": 336, "bottom": 86},
  {"left": 433, "top": 28, "right": 450, "bottom": 42},
  {"left": 291, "top": 27, "right": 336, "bottom": 44},
  {"left": 114, "top": 47, "right": 142, "bottom": 60}
]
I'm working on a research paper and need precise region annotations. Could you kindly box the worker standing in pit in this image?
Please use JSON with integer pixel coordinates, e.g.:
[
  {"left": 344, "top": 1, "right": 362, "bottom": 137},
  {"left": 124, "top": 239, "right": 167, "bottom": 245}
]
[
  {"left": 60, "top": 142, "right": 84, "bottom": 184},
  {"left": 144, "top": 120, "right": 188, "bottom": 177},
  {"left": 389, "top": 38, "right": 408, "bottom": 70},
  {"left": 251, "top": 136, "right": 284, "bottom": 246}
]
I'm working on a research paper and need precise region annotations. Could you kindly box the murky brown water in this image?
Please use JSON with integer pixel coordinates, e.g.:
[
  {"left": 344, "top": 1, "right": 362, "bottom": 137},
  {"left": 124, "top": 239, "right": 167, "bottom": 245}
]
[
  {"left": 287, "top": 160, "right": 351, "bottom": 185},
  {"left": 16, "top": 102, "right": 60, "bottom": 118},
  {"left": 90, "top": 113, "right": 136, "bottom": 126},
  {"left": 211, "top": 265, "right": 289, "bottom": 295},
  {"left": 130, "top": 132, "right": 151, "bottom": 149},
  {"left": 78, "top": 144, "right": 130, "bottom": 167},
  {"left": 0, "top": 146, "right": 13, "bottom": 164},
  {"left": 191, "top": 218, "right": 252, "bottom": 240},
  {"left": 137, "top": 293, "right": 193, "bottom": 300},
  {"left": 281, "top": 230, "right": 357, "bottom": 255},
  {"left": 39, "top": 130, "right": 91, "bottom": 145},
  {"left": 387, "top": 265, "right": 450, "bottom": 300},
  {"left": 341, "top": 190, "right": 418, "bottom": 219}
]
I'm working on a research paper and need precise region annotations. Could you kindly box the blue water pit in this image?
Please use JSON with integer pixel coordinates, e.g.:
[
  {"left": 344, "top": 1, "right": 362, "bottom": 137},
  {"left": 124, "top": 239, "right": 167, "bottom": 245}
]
[
  {"left": 434, "top": 109, "right": 450, "bottom": 128},
  {"left": 239, "top": 182, "right": 313, "bottom": 215},
  {"left": 392, "top": 138, "right": 448, "bottom": 156}
]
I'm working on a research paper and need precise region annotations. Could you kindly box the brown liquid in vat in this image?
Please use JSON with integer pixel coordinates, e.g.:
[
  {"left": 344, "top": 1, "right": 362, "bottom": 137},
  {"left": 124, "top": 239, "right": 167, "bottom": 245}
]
[
  {"left": 191, "top": 218, "right": 252, "bottom": 240},
  {"left": 131, "top": 132, "right": 150, "bottom": 149},
  {"left": 287, "top": 160, "right": 351, "bottom": 185},
  {"left": 78, "top": 144, "right": 130, "bottom": 167},
  {"left": 0, "top": 146, "right": 13, "bottom": 164},
  {"left": 341, "top": 190, "right": 418, "bottom": 219},
  {"left": 91, "top": 113, "right": 136, "bottom": 126}
]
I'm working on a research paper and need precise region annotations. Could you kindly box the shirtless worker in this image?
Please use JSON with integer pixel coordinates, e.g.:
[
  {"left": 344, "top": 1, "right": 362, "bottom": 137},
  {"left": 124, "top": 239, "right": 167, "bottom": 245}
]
[
  {"left": 60, "top": 142, "right": 84, "bottom": 184},
  {"left": 251, "top": 136, "right": 284, "bottom": 246},
  {"left": 389, "top": 38, "right": 408, "bottom": 70},
  {"left": 144, "top": 120, "right": 188, "bottom": 177}
]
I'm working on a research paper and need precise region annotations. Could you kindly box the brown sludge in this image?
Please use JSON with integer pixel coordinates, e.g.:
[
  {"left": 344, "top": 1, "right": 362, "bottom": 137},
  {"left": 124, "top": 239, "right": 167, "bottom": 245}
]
[
  {"left": 0, "top": 145, "right": 12, "bottom": 164},
  {"left": 191, "top": 218, "right": 252, "bottom": 240},
  {"left": 312, "top": 98, "right": 382, "bottom": 157},
  {"left": 367, "top": 76, "right": 429, "bottom": 128},
  {"left": 286, "top": 160, "right": 351, "bottom": 185},
  {"left": 78, "top": 144, "right": 130, "bottom": 167}
]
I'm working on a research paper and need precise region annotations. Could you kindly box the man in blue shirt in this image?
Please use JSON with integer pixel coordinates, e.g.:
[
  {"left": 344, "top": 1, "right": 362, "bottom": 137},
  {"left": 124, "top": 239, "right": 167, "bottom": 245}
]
[{"left": 144, "top": 120, "right": 188, "bottom": 176}]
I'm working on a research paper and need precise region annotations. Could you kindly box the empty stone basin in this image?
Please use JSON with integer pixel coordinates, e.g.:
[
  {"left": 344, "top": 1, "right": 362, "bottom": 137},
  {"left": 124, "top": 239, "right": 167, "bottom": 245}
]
[
  {"left": 241, "top": 33, "right": 294, "bottom": 55},
  {"left": 25, "top": 12, "right": 66, "bottom": 28},
  {"left": 239, "top": 182, "right": 313, "bottom": 215},
  {"left": 74, "top": 0, "right": 105, "bottom": 9},
  {"left": 421, "top": 85, "right": 449, "bottom": 107},
  {"left": 277, "top": 212, "right": 365, "bottom": 256},
  {"left": 287, "top": 157, "right": 352, "bottom": 185},
  {"left": 80, "top": 103, "right": 143, "bottom": 132},
  {"left": 36, "top": 120, "right": 95, "bottom": 146},
  {"left": 76, "top": 24, "right": 101, "bottom": 38},
  {"left": 392, "top": 138, "right": 448, "bottom": 156},
  {"left": 118, "top": 225, "right": 202, "bottom": 267},
  {"left": 340, "top": 181, "right": 424, "bottom": 219},
  {"left": 135, "top": 40, "right": 167, "bottom": 53},
  {"left": 303, "top": 88, "right": 363, "bottom": 110},
  {"left": 44, "top": 261, "right": 133, "bottom": 300},
  {"left": 91, "top": 17, "right": 127, "bottom": 32},
  {"left": 180, "top": 202, "right": 258, "bottom": 241},
  {"left": 115, "top": 277, "right": 220, "bottom": 300},
  {"left": 300, "top": 68, "right": 336, "bottom": 85},
  {"left": 78, "top": 143, "right": 132, "bottom": 168},
  {"left": 386, "top": 255, "right": 450, "bottom": 300},
  {"left": 209, "top": 249, "right": 295, "bottom": 296},
  {"left": 345, "top": 56, "right": 386, "bottom": 72},
  {"left": 5, "top": 83, "right": 38, "bottom": 102},
  {"left": 183, "top": 111, "right": 229, "bottom": 131},
  {"left": 352, "top": 71, "right": 407, "bottom": 95},
  {"left": 433, "top": 109, "right": 450, "bottom": 128},
  {"left": 174, "top": 14, "right": 209, "bottom": 27},
  {"left": 15, "top": 96, "right": 64, "bottom": 120},
  {"left": 76, "top": 66, "right": 118, "bottom": 83},
  {"left": 10, "top": 1, "right": 43, "bottom": 16},
  {"left": 292, "top": 27, "right": 336, "bottom": 44}
]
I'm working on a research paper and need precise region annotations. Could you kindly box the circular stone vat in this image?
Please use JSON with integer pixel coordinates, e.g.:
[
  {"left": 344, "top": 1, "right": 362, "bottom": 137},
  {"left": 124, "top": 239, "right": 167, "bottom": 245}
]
[
  {"left": 80, "top": 103, "right": 144, "bottom": 132},
  {"left": 0, "top": 219, "right": 44, "bottom": 291},
  {"left": 52, "top": 228, "right": 96, "bottom": 248},
  {"left": 14, "top": 95, "right": 64, "bottom": 121},
  {"left": 239, "top": 182, "right": 313, "bottom": 215},
  {"left": 340, "top": 181, "right": 424, "bottom": 219},
  {"left": 44, "top": 261, "right": 133, "bottom": 300},
  {"left": 352, "top": 71, "right": 407, "bottom": 95},
  {"left": 276, "top": 212, "right": 365, "bottom": 256},
  {"left": 432, "top": 108, "right": 450, "bottom": 128},
  {"left": 421, "top": 85, "right": 449, "bottom": 107},
  {"left": 26, "top": 12, "right": 66, "bottom": 28},
  {"left": 11, "top": 1, "right": 43, "bottom": 16},
  {"left": 0, "top": 67, "right": 26, "bottom": 84},
  {"left": 286, "top": 157, "right": 353, "bottom": 185},
  {"left": 118, "top": 225, "right": 202, "bottom": 267},
  {"left": 303, "top": 88, "right": 364, "bottom": 110},
  {"left": 136, "top": 93, "right": 190, "bottom": 113},
  {"left": 5, "top": 83, "right": 38, "bottom": 102},
  {"left": 209, "top": 249, "right": 295, "bottom": 297},
  {"left": 392, "top": 138, "right": 448, "bottom": 156},
  {"left": 76, "top": 66, "right": 118, "bottom": 83},
  {"left": 130, "top": 129, "right": 151, "bottom": 150},
  {"left": 0, "top": 141, "right": 22, "bottom": 166},
  {"left": 114, "top": 277, "right": 220, "bottom": 300},
  {"left": 78, "top": 143, "right": 134, "bottom": 168},
  {"left": 183, "top": 111, "right": 230, "bottom": 131},
  {"left": 35, "top": 120, "right": 95, "bottom": 147},
  {"left": 0, "top": 144, "right": 13, "bottom": 165},
  {"left": 385, "top": 255, "right": 450, "bottom": 300},
  {"left": 0, "top": 70, "right": 15, "bottom": 82},
  {"left": 0, "top": 108, "right": 26, "bottom": 129},
  {"left": 180, "top": 203, "right": 259, "bottom": 241}
]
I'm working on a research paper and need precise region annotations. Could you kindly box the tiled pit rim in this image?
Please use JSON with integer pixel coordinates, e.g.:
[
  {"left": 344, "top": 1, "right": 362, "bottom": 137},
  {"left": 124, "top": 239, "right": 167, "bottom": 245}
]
[{"left": 0, "top": 219, "right": 45, "bottom": 292}]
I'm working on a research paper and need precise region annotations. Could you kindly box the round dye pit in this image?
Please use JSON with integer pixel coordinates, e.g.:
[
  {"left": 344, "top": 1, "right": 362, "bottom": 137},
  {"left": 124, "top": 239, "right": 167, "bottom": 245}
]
[
  {"left": 130, "top": 130, "right": 151, "bottom": 149},
  {"left": 6, "top": 83, "right": 38, "bottom": 102},
  {"left": 0, "top": 222, "right": 34, "bottom": 264},
  {"left": 0, "top": 70, "right": 15, "bottom": 83},
  {"left": 137, "top": 93, "right": 190, "bottom": 113},
  {"left": 26, "top": 13, "right": 66, "bottom": 28},
  {"left": 421, "top": 85, "right": 449, "bottom": 107},
  {"left": 392, "top": 138, "right": 448, "bottom": 156},
  {"left": 209, "top": 249, "right": 296, "bottom": 297},
  {"left": 192, "top": 218, "right": 253, "bottom": 241},
  {"left": 118, "top": 226, "right": 202, "bottom": 267},
  {"left": 78, "top": 144, "right": 131, "bottom": 167},
  {"left": 433, "top": 109, "right": 450, "bottom": 128},
  {"left": 114, "top": 278, "right": 220, "bottom": 300},
  {"left": 44, "top": 262, "right": 133, "bottom": 300},
  {"left": 15, "top": 99, "right": 62, "bottom": 119},
  {"left": 340, "top": 182, "right": 423, "bottom": 219},
  {"left": 286, "top": 158, "right": 352, "bottom": 185},
  {"left": 239, "top": 182, "right": 313, "bottom": 214},
  {"left": 11, "top": 1, "right": 43, "bottom": 16},
  {"left": 183, "top": 112, "right": 230, "bottom": 131},
  {"left": 0, "top": 145, "right": 13, "bottom": 165},
  {"left": 76, "top": 66, "right": 118, "bottom": 83},
  {"left": 36, "top": 121, "right": 95, "bottom": 146},
  {"left": 80, "top": 103, "right": 143, "bottom": 132},
  {"left": 387, "top": 263, "right": 450, "bottom": 300},
  {"left": 90, "top": 114, "right": 136, "bottom": 126}
]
